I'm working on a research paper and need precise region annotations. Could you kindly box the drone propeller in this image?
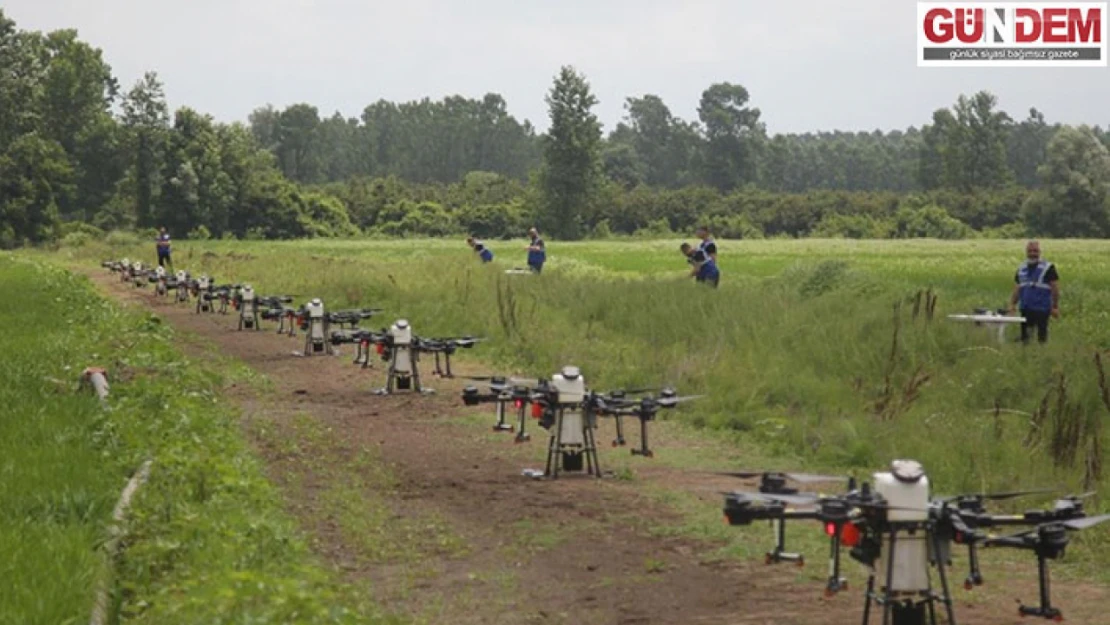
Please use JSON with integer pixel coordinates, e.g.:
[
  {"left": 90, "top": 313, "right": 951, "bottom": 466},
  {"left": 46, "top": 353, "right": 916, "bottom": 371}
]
[
  {"left": 656, "top": 394, "right": 705, "bottom": 407},
  {"left": 463, "top": 374, "right": 538, "bottom": 386},
  {"left": 722, "top": 491, "right": 821, "bottom": 506},
  {"left": 715, "top": 470, "right": 845, "bottom": 484},
  {"left": 938, "top": 488, "right": 1056, "bottom": 503},
  {"left": 987, "top": 513, "right": 1110, "bottom": 542}
]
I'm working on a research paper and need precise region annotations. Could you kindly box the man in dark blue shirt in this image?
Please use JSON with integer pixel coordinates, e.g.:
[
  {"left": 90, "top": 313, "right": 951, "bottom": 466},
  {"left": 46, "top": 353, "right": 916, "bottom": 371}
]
[
  {"left": 466, "top": 236, "right": 494, "bottom": 263},
  {"left": 156, "top": 227, "right": 173, "bottom": 271},
  {"left": 525, "top": 227, "right": 546, "bottom": 273}
]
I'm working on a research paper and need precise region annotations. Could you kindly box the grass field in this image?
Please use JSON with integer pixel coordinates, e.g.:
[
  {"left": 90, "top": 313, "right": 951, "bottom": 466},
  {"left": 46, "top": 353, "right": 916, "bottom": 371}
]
[
  {"left": 47, "top": 236, "right": 1110, "bottom": 569},
  {"left": 0, "top": 254, "right": 393, "bottom": 624}
]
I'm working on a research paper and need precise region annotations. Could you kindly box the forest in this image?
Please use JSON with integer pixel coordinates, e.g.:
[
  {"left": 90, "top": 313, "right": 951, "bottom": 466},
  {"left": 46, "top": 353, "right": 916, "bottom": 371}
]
[{"left": 2, "top": 7, "right": 1109, "bottom": 246}]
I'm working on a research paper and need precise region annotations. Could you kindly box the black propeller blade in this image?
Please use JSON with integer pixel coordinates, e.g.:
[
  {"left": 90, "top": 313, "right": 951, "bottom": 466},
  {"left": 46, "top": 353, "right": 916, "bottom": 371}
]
[
  {"left": 938, "top": 488, "right": 1056, "bottom": 503},
  {"left": 716, "top": 470, "right": 845, "bottom": 484}
]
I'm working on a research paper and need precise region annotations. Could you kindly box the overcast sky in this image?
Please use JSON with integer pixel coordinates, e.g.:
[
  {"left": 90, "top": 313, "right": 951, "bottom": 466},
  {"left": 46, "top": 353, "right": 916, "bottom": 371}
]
[{"left": 5, "top": 0, "right": 1108, "bottom": 134}]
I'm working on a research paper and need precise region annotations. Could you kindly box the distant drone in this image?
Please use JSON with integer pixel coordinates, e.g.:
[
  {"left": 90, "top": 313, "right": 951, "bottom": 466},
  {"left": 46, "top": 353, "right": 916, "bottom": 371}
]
[
  {"left": 720, "top": 459, "right": 1110, "bottom": 625},
  {"left": 330, "top": 319, "right": 482, "bottom": 395},
  {"left": 462, "top": 367, "right": 699, "bottom": 478}
]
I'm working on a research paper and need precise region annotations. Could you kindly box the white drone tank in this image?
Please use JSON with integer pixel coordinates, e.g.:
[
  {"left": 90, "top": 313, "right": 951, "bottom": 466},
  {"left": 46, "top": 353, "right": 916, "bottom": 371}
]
[
  {"left": 873, "top": 459, "right": 931, "bottom": 593},
  {"left": 121, "top": 258, "right": 130, "bottom": 268},
  {"left": 551, "top": 366, "right": 586, "bottom": 446},
  {"left": 390, "top": 320, "right": 413, "bottom": 374},
  {"left": 155, "top": 266, "right": 166, "bottom": 278},
  {"left": 175, "top": 270, "right": 187, "bottom": 282},
  {"left": 307, "top": 298, "right": 326, "bottom": 342},
  {"left": 240, "top": 284, "right": 256, "bottom": 314},
  {"left": 198, "top": 274, "right": 210, "bottom": 289}
]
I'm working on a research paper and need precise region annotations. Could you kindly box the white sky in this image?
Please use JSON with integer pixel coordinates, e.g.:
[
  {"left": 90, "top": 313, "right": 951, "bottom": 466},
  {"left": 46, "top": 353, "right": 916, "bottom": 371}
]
[{"left": 5, "top": 0, "right": 1108, "bottom": 134}]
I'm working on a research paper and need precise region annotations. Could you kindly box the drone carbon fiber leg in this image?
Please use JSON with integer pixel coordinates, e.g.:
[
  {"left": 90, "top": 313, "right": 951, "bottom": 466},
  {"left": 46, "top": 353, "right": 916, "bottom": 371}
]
[
  {"left": 493, "top": 402, "right": 512, "bottom": 432},
  {"left": 612, "top": 413, "right": 626, "bottom": 447},
  {"left": 929, "top": 529, "right": 957, "bottom": 625},
  {"left": 632, "top": 416, "right": 653, "bottom": 458},
  {"left": 1018, "top": 554, "right": 1062, "bottom": 621},
  {"left": 545, "top": 412, "right": 562, "bottom": 478},
  {"left": 584, "top": 423, "right": 601, "bottom": 477},
  {"left": 515, "top": 405, "right": 529, "bottom": 443},
  {"left": 964, "top": 544, "right": 983, "bottom": 590}
]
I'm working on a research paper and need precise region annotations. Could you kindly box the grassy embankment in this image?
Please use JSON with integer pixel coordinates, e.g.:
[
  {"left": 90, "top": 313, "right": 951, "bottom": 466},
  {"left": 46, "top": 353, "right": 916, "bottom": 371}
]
[
  {"left": 0, "top": 254, "right": 397, "bottom": 624},
  {"left": 52, "top": 236, "right": 1110, "bottom": 575}
]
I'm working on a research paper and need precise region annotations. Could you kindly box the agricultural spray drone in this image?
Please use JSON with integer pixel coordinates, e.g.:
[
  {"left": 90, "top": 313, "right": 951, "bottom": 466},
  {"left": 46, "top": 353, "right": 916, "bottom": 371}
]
[
  {"left": 147, "top": 266, "right": 169, "bottom": 296},
  {"left": 720, "top": 460, "right": 1110, "bottom": 625},
  {"left": 947, "top": 308, "right": 1025, "bottom": 344},
  {"left": 172, "top": 270, "right": 190, "bottom": 302},
  {"left": 232, "top": 285, "right": 260, "bottom": 330},
  {"left": 275, "top": 302, "right": 381, "bottom": 355},
  {"left": 191, "top": 275, "right": 216, "bottom": 313},
  {"left": 129, "top": 261, "right": 147, "bottom": 287},
  {"left": 330, "top": 320, "right": 481, "bottom": 395},
  {"left": 462, "top": 369, "right": 699, "bottom": 478}
]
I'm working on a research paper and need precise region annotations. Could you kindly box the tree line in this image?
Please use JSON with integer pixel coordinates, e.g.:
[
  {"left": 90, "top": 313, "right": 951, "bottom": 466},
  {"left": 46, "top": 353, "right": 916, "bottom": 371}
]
[{"left": 2, "top": 8, "right": 1109, "bottom": 247}]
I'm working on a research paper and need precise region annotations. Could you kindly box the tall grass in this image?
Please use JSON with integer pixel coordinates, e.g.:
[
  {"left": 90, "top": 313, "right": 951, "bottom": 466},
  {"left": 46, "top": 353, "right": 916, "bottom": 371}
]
[
  {"left": 0, "top": 255, "right": 392, "bottom": 624},
  {"left": 53, "top": 237, "right": 1110, "bottom": 557}
]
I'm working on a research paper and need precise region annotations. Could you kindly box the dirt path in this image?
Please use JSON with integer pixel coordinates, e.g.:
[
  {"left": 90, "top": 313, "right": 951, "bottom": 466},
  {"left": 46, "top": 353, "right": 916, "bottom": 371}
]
[{"left": 82, "top": 268, "right": 1110, "bottom": 625}]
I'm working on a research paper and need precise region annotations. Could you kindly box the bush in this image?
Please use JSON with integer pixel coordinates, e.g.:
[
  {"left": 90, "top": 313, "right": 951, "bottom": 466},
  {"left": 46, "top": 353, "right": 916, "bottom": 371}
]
[
  {"left": 60, "top": 231, "right": 93, "bottom": 248},
  {"left": 188, "top": 225, "right": 212, "bottom": 240},
  {"left": 105, "top": 230, "right": 142, "bottom": 247}
]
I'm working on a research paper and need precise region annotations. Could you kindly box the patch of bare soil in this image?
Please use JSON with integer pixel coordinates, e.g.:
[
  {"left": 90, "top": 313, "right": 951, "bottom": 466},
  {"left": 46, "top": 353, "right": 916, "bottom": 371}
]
[{"left": 81, "top": 268, "right": 1110, "bottom": 625}]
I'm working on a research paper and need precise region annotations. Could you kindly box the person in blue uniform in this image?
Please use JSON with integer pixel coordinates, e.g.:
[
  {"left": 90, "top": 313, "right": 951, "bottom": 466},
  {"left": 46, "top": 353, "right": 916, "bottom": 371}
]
[
  {"left": 681, "top": 240, "right": 718, "bottom": 287},
  {"left": 1008, "top": 240, "right": 1060, "bottom": 343},
  {"left": 466, "top": 236, "right": 494, "bottom": 263},
  {"left": 156, "top": 227, "right": 173, "bottom": 271},
  {"left": 691, "top": 226, "right": 719, "bottom": 288},
  {"left": 525, "top": 227, "right": 546, "bottom": 273}
]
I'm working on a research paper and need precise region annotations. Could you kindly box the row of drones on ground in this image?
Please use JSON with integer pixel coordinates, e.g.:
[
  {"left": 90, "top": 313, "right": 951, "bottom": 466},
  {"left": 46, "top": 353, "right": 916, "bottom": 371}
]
[{"left": 102, "top": 258, "right": 1108, "bottom": 625}]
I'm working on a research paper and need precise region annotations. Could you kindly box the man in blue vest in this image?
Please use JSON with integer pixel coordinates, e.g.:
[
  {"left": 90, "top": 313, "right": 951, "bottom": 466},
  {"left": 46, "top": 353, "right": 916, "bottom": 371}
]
[
  {"left": 466, "top": 236, "right": 494, "bottom": 263},
  {"left": 1008, "top": 240, "right": 1059, "bottom": 344},
  {"left": 525, "top": 227, "right": 546, "bottom": 273},
  {"left": 156, "top": 227, "right": 173, "bottom": 271},
  {"left": 692, "top": 226, "right": 719, "bottom": 288}
]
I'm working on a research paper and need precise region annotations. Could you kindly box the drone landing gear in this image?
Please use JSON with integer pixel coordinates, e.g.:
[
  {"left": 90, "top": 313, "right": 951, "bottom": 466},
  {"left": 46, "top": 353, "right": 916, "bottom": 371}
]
[
  {"left": 765, "top": 519, "right": 806, "bottom": 567},
  {"left": 543, "top": 410, "right": 601, "bottom": 479},
  {"left": 492, "top": 402, "right": 514, "bottom": 432},
  {"left": 630, "top": 415, "right": 653, "bottom": 458},
  {"left": 1018, "top": 552, "right": 1062, "bottom": 621},
  {"left": 963, "top": 543, "right": 984, "bottom": 590},
  {"left": 375, "top": 359, "right": 433, "bottom": 396},
  {"left": 861, "top": 527, "right": 956, "bottom": 625},
  {"left": 432, "top": 352, "right": 454, "bottom": 378}
]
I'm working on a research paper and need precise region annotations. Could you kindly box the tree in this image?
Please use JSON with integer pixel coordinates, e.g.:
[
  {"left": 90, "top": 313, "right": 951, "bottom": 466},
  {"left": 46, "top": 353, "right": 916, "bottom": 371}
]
[
  {"left": 0, "top": 133, "right": 72, "bottom": 245},
  {"left": 697, "top": 83, "right": 764, "bottom": 191},
  {"left": 1007, "top": 108, "right": 1057, "bottom": 187},
  {"left": 275, "top": 103, "right": 322, "bottom": 183},
  {"left": 537, "top": 66, "right": 603, "bottom": 240},
  {"left": 121, "top": 72, "right": 170, "bottom": 228},
  {"left": 1023, "top": 126, "right": 1110, "bottom": 237}
]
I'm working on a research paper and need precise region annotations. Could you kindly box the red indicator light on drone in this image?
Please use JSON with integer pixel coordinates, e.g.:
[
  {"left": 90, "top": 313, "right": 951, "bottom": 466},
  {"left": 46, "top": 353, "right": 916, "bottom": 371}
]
[
  {"left": 514, "top": 399, "right": 524, "bottom": 409},
  {"left": 375, "top": 343, "right": 385, "bottom": 355},
  {"left": 841, "top": 523, "right": 860, "bottom": 547},
  {"left": 825, "top": 523, "right": 836, "bottom": 537},
  {"left": 531, "top": 403, "right": 544, "bottom": 419}
]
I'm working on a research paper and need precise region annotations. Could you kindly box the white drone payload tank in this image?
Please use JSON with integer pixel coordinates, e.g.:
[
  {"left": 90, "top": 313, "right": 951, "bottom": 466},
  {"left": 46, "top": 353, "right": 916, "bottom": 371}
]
[
  {"left": 240, "top": 284, "right": 255, "bottom": 309},
  {"left": 873, "top": 459, "right": 930, "bottom": 593},
  {"left": 551, "top": 366, "right": 586, "bottom": 446},
  {"left": 390, "top": 319, "right": 413, "bottom": 374},
  {"left": 307, "top": 298, "right": 326, "bottom": 343}
]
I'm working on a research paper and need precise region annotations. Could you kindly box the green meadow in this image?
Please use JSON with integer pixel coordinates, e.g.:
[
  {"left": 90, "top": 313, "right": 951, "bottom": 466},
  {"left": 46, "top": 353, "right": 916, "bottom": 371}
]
[{"left": 0, "top": 255, "right": 391, "bottom": 624}]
